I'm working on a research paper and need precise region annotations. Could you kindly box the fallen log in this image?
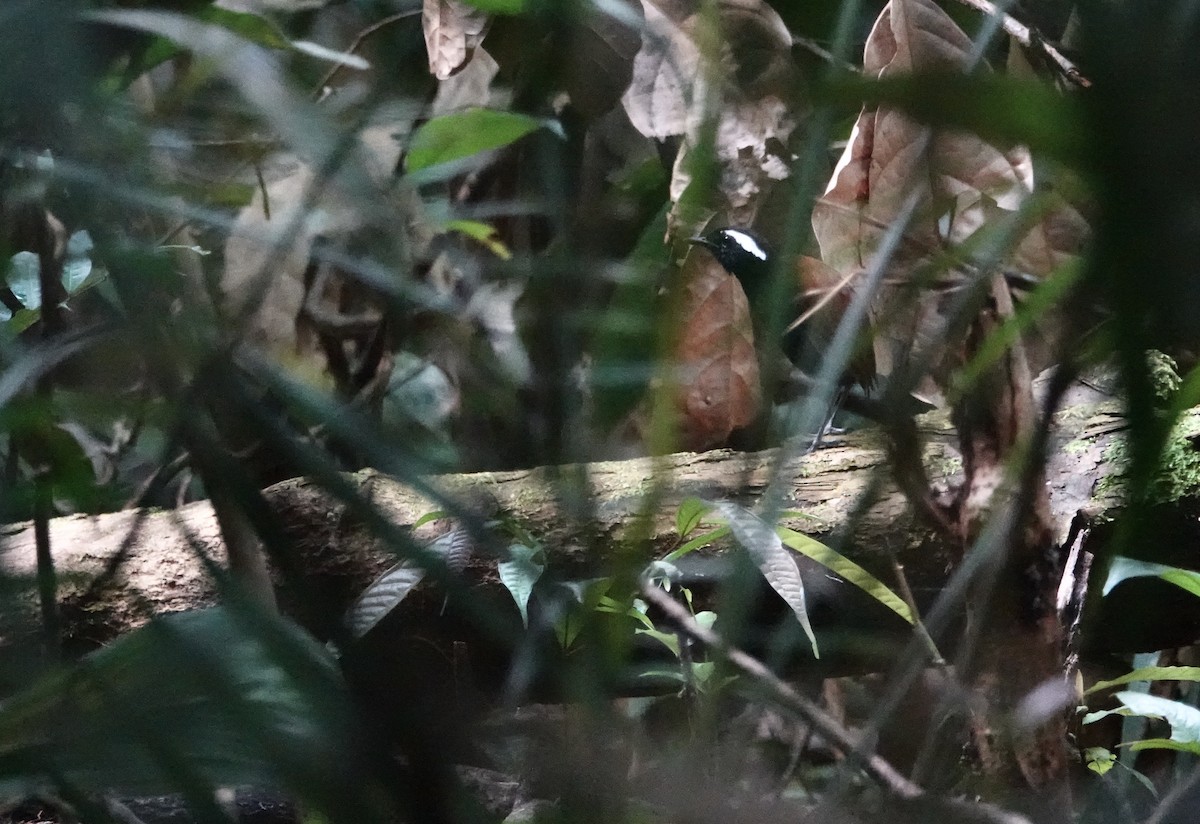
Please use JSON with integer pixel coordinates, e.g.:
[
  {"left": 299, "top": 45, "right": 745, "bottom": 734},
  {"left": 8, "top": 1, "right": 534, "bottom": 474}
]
[{"left": 0, "top": 400, "right": 1131, "bottom": 661}]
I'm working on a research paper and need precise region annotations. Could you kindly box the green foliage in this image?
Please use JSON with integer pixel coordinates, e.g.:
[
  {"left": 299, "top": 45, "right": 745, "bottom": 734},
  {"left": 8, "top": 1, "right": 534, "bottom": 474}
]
[
  {"left": 5, "top": 0, "right": 1200, "bottom": 821},
  {"left": 0, "top": 607, "right": 366, "bottom": 810},
  {"left": 406, "top": 109, "right": 559, "bottom": 174}
]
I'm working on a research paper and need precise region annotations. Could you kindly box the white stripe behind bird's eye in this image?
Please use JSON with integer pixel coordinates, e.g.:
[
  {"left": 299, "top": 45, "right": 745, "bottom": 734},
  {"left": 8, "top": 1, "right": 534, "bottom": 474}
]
[{"left": 726, "top": 230, "right": 767, "bottom": 261}]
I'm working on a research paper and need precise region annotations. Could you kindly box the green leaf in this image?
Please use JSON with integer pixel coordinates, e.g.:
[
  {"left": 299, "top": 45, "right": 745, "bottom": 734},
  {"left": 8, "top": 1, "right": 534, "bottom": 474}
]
[
  {"left": 197, "top": 6, "right": 291, "bottom": 50},
  {"left": 1128, "top": 738, "right": 1200, "bottom": 756},
  {"left": 663, "top": 526, "right": 729, "bottom": 561},
  {"left": 0, "top": 607, "right": 356, "bottom": 799},
  {"left": 1104, "top": 556, "right": 1200, "bottom": 599},
  {"left": 444, "top": 219, "right": 512, "bottom": 260},
  {"left": 1084, "top": 746, "right": 1116, "bottom": 775},
  {"left": 637, "top": 627, "right": 681, "bottom": 658},
  {"left": 1113, "top": 691, "right": 1200, "bottom": 744},
  {"left": 777, "top": 526, "right": 914, "bottom": 625},
  {"left": 406, "top": 109, "right": 556, "bottom": 173},
  {"left": 675, "top": 497, "right": 712, "bottom": 539},
  {"left": 712, "top": 503, "right": 818, "bottom": 659},
  {"left": 345, "top": 557, "right": 426, "bottom": 638},
  {"left": 457, "top": 0, "right": 527, "bottom": 12},
  {"left": 6, "top": 252, "right": 42, "bottom": 310},
  {"left": 411, "top": 510, "right": 448, "bottom": 529},
  {"left": 819, "top": 72, "right": 1093, "bottom": 171},
  {"left": 498, "top": 543, "right": 544, "bottom": 628},
  {"left": 62, "top": 230, "right": 95, "bottom": 294},
  {"left": 1087, "top": 666, "right": 1200, "bottom": 696}
]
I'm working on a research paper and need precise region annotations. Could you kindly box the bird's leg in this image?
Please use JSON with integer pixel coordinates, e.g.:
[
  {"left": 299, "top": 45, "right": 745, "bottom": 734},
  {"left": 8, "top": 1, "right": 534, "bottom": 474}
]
[{"left": 803, "top": 385, "right": 850, "bottom": 455}]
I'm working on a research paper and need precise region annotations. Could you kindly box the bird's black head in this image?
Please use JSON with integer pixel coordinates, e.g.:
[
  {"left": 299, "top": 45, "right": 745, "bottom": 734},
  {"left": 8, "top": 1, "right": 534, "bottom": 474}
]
[{"left": 688, "top": 227, "right": 773, "bottom": 287}]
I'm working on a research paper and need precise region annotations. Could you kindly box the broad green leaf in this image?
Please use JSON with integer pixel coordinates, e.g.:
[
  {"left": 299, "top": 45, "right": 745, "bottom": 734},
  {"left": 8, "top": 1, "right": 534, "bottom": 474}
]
[
  {"left": 0, "top": 607, "right": 356, "bottom": 798},
  {"left": 1087, "top": 666, "right": 1200, "bottom": 696},
  {"left": 778, "top": 526, "right": 913, "bottom": 625},
  {"left": 406, "top": 109, "right": 556, "bottom": 173},
  {"left": 62, "top": 230, "right": 94, "bottom": 294},
  {"left": 711, "top": 503, "right": 818, "bottom": 659},
  {"left": 5, "top": 252, "right": 41, "bottom": 311},
  {"left": 637, "top": 628, "right": 681, "bottom": 657},
  {"left": 675, "top": 497, "right": 711, "bottom": 539},
  {"left": 1113, "top": 691, "right": 1200, "bottom": 744},
  {"left": 498, "top": 543, "right": 544, "bottom": 628},
  {"left": 1104, "top": 556, "right": 1200, "bottom": 599},
  {"left": 1085, "top": 746, "right": 1116, "bottom": 775}
]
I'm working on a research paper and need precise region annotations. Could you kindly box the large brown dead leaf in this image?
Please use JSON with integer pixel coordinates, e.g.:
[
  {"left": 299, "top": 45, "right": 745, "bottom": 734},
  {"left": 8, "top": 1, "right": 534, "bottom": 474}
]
[
  {"left": 811, "top": 0, "right": 1084, "bottom": 379},
  {"left": 672, "top": 250, "right": 761, "bottom": 450},
  {"left": 423, "top": 0, "right": 490, "bottom": 80}
]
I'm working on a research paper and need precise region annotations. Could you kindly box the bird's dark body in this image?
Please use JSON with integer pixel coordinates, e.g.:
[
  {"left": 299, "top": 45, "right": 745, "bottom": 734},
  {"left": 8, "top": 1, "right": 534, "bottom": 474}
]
[{"left": 688, "top": 228, "right": 875, "bottom": 395}]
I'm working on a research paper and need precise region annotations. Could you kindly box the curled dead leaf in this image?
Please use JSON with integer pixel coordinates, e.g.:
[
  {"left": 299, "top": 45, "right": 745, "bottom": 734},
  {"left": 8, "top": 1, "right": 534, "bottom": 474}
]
[
  {"left": 811, "top": 0, "right": 1087, "bottom": 382},
  {"left": 423, "top": 0, "right": 490, "bottom": 81}
]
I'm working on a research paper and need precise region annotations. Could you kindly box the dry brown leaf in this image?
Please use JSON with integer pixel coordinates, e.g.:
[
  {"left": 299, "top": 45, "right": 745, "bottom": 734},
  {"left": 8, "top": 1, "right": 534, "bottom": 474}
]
[
  {"left": 622, "top": 0, "right": 805, "bottom": 235},
  {"left": 814, "top": 0, "right": 1033, "bottom": 277},
  {"left": 811, "top": 0, "right": 1086, "bottom": 380},
  {"left": 423, "top": 0, "right": 491, "bottom": 81},
  {"left": 672, "top": 250, "right": 761, "bottom": 450},
  {"left": 621, "top": 0, "right": 702, "bottom": 140},
  {"left": 221, "top": 124, "right": 425, "bottom": 362}
]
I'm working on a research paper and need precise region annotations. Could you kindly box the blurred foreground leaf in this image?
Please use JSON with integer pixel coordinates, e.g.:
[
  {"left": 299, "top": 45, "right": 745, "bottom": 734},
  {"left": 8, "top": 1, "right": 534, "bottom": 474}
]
[{"left": 0, "top": 607, "right": 363, "bottom": 806}]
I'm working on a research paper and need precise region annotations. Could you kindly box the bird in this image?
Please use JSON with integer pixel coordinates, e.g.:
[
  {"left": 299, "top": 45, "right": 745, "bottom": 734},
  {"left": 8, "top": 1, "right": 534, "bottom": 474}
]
[{"left": 687, "top": 227, "right": 876, "bottom": 447}]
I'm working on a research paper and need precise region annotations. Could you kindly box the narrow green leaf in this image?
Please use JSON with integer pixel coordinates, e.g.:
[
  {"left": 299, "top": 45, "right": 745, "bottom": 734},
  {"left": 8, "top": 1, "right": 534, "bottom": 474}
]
[
  {"left": 458, "top": 0, "right": 527, "bottom": 13},
  {"left": 444, "top": 219, "right": 512, "bottom": 260},
  {"left": 1113, "top": 691, "right": 1200, "bottom": 744},
  {"left": 777, "top": 526, "right": 914, "bottom": 625},
  {"left": 1128, "top": 738, "right": 1200, "bottom": 756},
  {"left": 412, "top": 510, "right": 449, "bottom": 529},
  {"left": 1085, "top": 747, "right": 1116, "bottom": 775},
  {"left": 663, "top": 526, "right": 729, "bottom": 561},
  {"left": 406, "top": 109, "right": 554, "bottom": 173},
  {"left": 1087, "top": 666, "right": 1200, "bottom": 696}
]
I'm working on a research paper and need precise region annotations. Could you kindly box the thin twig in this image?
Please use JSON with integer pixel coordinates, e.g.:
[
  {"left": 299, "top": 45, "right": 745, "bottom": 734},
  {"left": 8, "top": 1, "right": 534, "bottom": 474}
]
[
  {"left": 949, "top": 0, "right": 1091, "bottom": 87},
  {"left": 790, "top": 33, "right": 858, "bottom": 72},
  {"left": 640, "top": 584, "right": 1034, "bottom": 824},
  {"left": 312, "top": 10, "right": 422, "bottom": 98}
]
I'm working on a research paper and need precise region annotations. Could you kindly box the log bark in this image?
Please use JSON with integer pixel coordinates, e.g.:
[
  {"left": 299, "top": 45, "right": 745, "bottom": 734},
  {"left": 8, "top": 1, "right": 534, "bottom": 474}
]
[{"left": 0, "top": 399, "right": 1130, "bottom": 658}]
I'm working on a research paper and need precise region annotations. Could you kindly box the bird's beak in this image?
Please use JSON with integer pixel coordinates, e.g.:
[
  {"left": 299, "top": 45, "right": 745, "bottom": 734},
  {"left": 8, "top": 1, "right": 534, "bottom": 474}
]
[{"left": 688, "top": 235, "right": 711, "bottom": 248}]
